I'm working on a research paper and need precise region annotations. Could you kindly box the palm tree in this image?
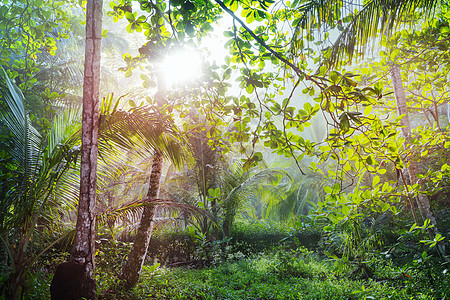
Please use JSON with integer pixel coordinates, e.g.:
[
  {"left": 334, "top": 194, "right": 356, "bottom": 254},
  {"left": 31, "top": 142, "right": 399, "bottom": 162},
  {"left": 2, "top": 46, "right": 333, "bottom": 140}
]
[
  {"left": 220, "top": 162, "right": 291, "bottom": 237},
  {"left": 118, "top": 147, "right": 182, "bottom": 289},
  {"left": 164, "top": 142, "right": 291, "bottom": 239},
  {"left": 118, "top": 151, "right": 164, "bottom": 288},
  {"left": 0, "top": 67, "right": 81, "bottom": 299},
  {"left": 93, "top": 93, "right": 189, "bottom": 288}
]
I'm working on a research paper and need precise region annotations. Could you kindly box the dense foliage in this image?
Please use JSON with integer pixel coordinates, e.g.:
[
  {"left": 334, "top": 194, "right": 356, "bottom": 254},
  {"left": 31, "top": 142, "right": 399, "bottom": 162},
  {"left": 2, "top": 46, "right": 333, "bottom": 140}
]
[{"left": 0, "top": 0, "right": 449, "bottom": 298}]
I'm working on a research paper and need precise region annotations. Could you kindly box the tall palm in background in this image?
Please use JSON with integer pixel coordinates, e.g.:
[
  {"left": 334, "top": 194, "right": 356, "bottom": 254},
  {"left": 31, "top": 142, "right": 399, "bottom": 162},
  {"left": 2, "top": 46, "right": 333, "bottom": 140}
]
[
  {"left": 220, "top": 162, "right": 291, "bottom": 237},
  {"left": 230, "top": 161, "right": 325, "bottom": 224},
  {"left": 276, "top": 166, "right": 325, "bottom": 221}
]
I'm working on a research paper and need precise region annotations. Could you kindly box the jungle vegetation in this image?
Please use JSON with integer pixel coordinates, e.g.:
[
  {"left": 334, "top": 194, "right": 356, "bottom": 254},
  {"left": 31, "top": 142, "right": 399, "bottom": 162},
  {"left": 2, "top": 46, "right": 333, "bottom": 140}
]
[{"left": 0, "top": 0, "right": 449, "bottom": 299}]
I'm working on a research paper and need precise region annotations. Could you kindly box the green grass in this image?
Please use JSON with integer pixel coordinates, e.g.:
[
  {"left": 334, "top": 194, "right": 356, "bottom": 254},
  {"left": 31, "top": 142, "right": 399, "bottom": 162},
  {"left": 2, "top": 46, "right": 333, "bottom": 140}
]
[{"left": 96, "top": 250, "right": 444, "bottom": 300}]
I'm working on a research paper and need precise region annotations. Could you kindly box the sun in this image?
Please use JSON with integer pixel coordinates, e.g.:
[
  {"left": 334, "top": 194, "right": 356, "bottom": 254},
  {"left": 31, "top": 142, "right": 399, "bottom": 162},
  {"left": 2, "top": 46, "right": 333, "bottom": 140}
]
[{"left": 161, "top": 49, "right": 202, "bottom": 87}]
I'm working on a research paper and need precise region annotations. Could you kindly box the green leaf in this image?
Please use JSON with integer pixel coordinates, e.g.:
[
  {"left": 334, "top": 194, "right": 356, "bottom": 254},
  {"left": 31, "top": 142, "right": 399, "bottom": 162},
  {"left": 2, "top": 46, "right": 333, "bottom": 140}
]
[
  {"left": 390, "top": 206, "right": 398, "bottom": 214},
  {"left": 329, "top": 70, "right": 340, "bottom": 83},
  {"left": 246, "top": 12, "right": 255, "bottom": 23},
  {"left": 182, "top": 1, "right": 195, "bottom": 11},
  {"left": 223, "top": 31, "right": 234, "bottom": 38},
  {"left": 324, "top": 186, "right": 332, "bottom": 194},
  {"left": 422, "top": 251, "right": 428, "bottom": 260},
  {"left": 125, "top": 12, "right": 136, "bottom": 22},
  {"left": 208, "top": 188, "right": 221, "bottom": 198},
  {"left": 341, "top": 205, "right": 350, "bottom": 216},
  {"left": 185, "top": 21, "right": 194, "bottom": 36},
  {"left": 230, "top": 0, "right": 238, "bottom": 12},
  {"left": 339, "top": 114, "right": 350, "bottom": 133},
  {"left": 372, "top": 175, "right": 380, "bottom": 186}
]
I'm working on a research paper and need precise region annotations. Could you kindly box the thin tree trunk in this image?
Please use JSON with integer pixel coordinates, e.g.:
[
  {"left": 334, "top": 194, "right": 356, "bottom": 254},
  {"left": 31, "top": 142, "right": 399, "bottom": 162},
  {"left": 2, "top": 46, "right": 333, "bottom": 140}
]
[
  {"left": 7, "top": 227, "right": 27, "bottom": 299},
  {"left": 51, "top": 0, "right": 103, "bottom": 298},
  {"left": 391, "top": 64, "right": 446, "bottom": 259},
  {"left": 119, "top": 151, "right": 163, "bottom": 289}
]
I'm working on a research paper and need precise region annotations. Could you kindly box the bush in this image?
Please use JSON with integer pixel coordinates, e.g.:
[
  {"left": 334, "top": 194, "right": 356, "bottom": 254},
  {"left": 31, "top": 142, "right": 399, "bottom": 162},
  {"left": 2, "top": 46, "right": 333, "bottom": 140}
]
[
  {"left": 146, "top": 228, "right": 196, "bottom": 265},
  {"left": 142, "top": 221, "right": 322, "bottom": 265},
  {"left": 230, "top": 221, "right": 321, "bottom": 255}
]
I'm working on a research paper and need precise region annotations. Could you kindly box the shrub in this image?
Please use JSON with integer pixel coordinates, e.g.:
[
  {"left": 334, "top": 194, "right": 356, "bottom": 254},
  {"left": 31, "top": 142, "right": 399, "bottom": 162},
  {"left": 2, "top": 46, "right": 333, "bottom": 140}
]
[
  {"left": 141, "top": 222, "right": 322, "bottom": 265},
  {"left": 230, "top": 221, "right": 321, "bottom": 255},
  {"left": 146, "top": 228, "right": 196, "bottom": 265}
]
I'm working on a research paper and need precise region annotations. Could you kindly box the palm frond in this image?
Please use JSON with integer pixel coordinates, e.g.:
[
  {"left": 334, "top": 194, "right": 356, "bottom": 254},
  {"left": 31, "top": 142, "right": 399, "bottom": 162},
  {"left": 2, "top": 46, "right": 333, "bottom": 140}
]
[
  {"left": 161, "top": 170, "right": 200, "bottom": 206},
  {"left": 0, "top": 67, "right": 42, "bottom": 170},
  {"left": 0, "top": 66, "right": 42, "bottom": 222},
  {"left": 35, "top": 31, "right": 84, "bottom": 93},
  {"left": 291, "top": 0, "right": 438, "bottom": 64},
  {"left": 292, "top": 0, "right": 345, "bottom": 34},
  {"left": 330, "top": 0, "right": 438, "bottom": 64},
  {"left": 1, "top": 66, "right": 82, "bottom": 232},
  {"left": 96, "top": 197, "right": 208, "bottom": 229},
  {"left": 47, "top": 105, "right": 82, "bottom": 152},
  {"left": 98, "top": 94, "right": 189, "bottom": 168},
  {"left": 276, "top": 168, "right": 326, "bottom": 220},
  {"left": 222, "top": 163, "right": 291, "bottom": 223}
]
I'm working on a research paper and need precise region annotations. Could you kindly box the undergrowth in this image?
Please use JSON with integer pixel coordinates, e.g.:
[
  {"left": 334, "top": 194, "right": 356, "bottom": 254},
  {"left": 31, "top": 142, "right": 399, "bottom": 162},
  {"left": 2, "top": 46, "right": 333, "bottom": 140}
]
[{"left": 95, "top": 248, "right": 448, "bottom": 300}]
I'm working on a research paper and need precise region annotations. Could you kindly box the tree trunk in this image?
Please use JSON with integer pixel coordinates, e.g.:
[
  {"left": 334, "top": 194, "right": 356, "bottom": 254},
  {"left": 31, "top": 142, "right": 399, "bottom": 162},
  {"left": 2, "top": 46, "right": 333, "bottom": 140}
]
[
  {"left": 7, "top": 230, "right": 27, "bottom": 299},
  {"left": 51, "top": 0, "right": 103, "bottom": 298},
  {"left": 391, "top": 64, "right": 446, "bottom": 259},
  {"left": 119, "top": 151, "right": 163, "bottom": 289}
]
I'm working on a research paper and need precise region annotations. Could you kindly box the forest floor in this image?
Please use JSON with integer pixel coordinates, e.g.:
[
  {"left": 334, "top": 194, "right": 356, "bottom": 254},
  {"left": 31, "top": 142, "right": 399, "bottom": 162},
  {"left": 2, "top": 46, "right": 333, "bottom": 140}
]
[{"left": 88, "top": 249, "right": 448, "bottom": 300}]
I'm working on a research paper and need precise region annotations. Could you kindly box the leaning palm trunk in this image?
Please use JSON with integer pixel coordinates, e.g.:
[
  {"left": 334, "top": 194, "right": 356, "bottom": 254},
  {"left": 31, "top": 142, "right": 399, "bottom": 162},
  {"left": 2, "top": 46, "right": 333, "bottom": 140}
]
[
  {"left": 391, "top": 64, "right": 446, "bottom": 260},
  {"left": 119, "top": 151, "right": 163, "bottom": 289}
]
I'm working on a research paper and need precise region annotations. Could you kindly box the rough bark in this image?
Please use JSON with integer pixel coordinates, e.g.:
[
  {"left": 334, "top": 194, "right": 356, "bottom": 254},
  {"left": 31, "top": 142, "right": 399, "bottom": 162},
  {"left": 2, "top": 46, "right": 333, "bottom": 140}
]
[
  {"left": 51, "top": 0, "right": 103, "bottom": 298},
  {"left": 119, "top": 151, "right": 163, "bottom": 289},
  {"left": 391, "top": 64, "right": 446, "bottom": 259}
]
